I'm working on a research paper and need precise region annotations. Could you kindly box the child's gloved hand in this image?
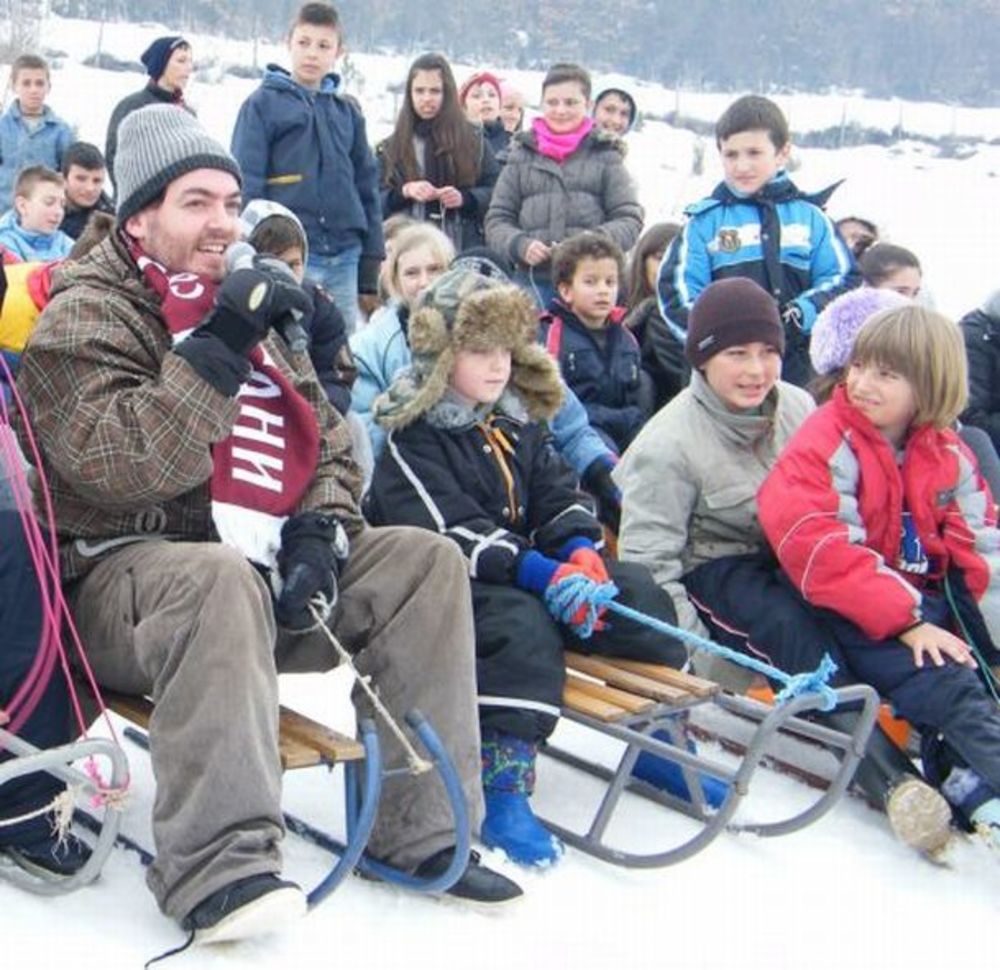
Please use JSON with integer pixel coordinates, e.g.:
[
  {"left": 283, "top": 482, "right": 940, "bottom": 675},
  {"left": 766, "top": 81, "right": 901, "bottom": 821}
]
[
  {"left": 567, "top": 545, "right": 611, "bottom": 586},
  {"left": 516, "top": 550, "right": 607, "bottom": 633},
  {"left": 548, "top": 562, "right": 602, "bottom": 629}
]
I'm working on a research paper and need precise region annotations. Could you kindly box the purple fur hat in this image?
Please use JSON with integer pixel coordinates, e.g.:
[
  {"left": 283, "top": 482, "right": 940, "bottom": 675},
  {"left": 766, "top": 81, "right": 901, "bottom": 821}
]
[{"left": 809, "top": 287, "right": 911, "bottom": 375}]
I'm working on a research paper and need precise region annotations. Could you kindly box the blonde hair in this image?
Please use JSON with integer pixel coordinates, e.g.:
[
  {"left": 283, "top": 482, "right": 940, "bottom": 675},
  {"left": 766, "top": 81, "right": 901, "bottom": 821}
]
[
  {"left": 849, "top": 306, "right": 967, "bottom": 428},
  {"left": 382, "top": 224, "right": 455, "bottom": 303}
]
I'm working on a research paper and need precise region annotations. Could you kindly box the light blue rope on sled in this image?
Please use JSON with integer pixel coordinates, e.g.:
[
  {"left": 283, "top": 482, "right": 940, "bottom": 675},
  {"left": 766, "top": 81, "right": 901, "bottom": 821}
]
[{"left": 544, "top": 574, "right": 840, "bottom": 712}]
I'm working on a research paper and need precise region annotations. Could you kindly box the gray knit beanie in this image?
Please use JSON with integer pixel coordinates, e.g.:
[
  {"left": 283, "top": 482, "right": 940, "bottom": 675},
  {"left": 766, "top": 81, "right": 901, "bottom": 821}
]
[{"left": 115, "top": 104, "right": 242, "bottom": 225}]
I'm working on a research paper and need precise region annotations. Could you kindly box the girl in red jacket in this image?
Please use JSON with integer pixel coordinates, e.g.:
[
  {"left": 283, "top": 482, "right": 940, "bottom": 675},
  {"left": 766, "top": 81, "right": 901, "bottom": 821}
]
[{"left": 759, "top": 305, "right": 1000, "bottom": 853}]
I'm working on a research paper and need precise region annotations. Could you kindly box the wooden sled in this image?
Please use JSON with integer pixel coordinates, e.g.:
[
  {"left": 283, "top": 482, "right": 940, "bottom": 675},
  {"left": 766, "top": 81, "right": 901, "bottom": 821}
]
[
  {"left": 540, "top": 652, "right": 880, "bottom": 867},
  {"left": 81, "top": 687, "right": 472, "bottom": 903}
]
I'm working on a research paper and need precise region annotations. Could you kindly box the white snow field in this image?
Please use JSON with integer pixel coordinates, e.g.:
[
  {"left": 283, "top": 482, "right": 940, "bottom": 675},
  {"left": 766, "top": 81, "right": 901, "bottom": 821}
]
[{"left": 2, "top": 15, "right": 999, "bottom": 970}]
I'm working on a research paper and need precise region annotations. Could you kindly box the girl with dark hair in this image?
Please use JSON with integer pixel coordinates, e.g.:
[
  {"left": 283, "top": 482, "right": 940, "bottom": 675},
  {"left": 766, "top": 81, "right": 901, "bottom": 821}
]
[
  {"left": 859, "top": 242, "right": 922, "bottom": 299},
  {"left": 623, "top": 222, "right": 685, "bottom": 411},
  {"left": 377, "top": 53, "right": 500, "bottom": 253}
]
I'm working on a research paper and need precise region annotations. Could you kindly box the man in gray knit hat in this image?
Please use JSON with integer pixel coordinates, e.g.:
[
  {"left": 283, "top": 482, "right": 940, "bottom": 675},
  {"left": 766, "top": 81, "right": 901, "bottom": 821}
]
[{"left": 13, "top": 105, "right": 519, "bottom": 942}]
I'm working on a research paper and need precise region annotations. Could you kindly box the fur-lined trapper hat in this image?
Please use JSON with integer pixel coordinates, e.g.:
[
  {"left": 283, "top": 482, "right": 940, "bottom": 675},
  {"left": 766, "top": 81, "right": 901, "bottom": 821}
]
[{"left": 374, "top": 267, "right": 563, "bottom": 430}]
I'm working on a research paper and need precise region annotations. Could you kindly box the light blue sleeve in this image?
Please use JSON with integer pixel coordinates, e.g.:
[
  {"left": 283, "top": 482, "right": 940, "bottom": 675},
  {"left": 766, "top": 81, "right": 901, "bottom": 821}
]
[{"left": 551, "top": 382, "right": 615, "bottom": 476}]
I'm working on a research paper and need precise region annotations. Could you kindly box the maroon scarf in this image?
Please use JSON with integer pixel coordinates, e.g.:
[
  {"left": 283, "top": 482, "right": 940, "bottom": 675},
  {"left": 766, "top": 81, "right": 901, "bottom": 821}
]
[{"left": 126, "top": 234, "right": 320, "bottom": 567}]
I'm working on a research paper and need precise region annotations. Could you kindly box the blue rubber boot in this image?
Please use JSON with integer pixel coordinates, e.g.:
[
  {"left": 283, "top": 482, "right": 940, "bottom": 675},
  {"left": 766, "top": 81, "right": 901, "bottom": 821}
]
[
  {"left": 631, "top": 729, "right": 729, "bottom": 809},
  {"left": 481, "top": 790, "right": 564, "bottom": 867},
  {"left": 480, "top": 732, "right": 564, "bottom": 868}
]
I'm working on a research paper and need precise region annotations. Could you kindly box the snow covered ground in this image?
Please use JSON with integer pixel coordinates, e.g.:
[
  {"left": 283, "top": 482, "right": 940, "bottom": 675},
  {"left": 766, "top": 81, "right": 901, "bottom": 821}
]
[{"left": 2, "top": 15, "right": 1000, "bottom": 970}]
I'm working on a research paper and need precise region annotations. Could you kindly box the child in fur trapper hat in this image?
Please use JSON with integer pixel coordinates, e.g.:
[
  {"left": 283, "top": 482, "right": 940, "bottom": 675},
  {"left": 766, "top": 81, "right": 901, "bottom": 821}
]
[{"left": 368, "top": 267, "right": 685, "bottom": 869}]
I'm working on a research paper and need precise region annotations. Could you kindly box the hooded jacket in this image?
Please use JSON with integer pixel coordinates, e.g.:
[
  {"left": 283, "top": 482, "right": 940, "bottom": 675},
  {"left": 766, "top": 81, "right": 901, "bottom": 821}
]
[
  {"left": 758, "top": 385, "right": 1000, "bottom": 643},
  {"left": 657, "top": 173, "right": 858, "bottom": 386},
  {"left": 367, "top": 280, "right": 596, "bottom": 583},
  {"left": 368, "top": 389, "right": 599, "bottom": 585},
  {"left": 614, "top": 370, "right": 813, "bottom": 635},
  {"left": 484, "top": 127, "right": 642, "bottom": 280},
  {"left": 231, "top": 65, "right": 384, "bottom": 273},
  {"left": 13, "top": 230, "right": 363, "bottom": 581}
]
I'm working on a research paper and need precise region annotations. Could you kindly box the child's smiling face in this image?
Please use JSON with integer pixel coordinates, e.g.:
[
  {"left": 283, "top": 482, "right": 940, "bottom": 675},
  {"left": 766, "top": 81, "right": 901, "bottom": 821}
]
[{"left": 846, "top": 360, "right": 918, "bottom": 445}]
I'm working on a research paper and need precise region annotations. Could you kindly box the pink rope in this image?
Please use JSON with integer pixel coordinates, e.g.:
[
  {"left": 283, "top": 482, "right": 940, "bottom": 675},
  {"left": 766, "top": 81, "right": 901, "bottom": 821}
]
[{"left": 0, "top": 355, "right": 125, "bottom": 785}]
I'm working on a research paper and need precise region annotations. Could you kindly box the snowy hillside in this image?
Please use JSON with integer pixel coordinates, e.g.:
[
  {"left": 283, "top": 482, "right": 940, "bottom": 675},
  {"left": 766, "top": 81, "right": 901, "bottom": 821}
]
[{"left": 2, "top": 16, "right": 1000, "bottom": 970}]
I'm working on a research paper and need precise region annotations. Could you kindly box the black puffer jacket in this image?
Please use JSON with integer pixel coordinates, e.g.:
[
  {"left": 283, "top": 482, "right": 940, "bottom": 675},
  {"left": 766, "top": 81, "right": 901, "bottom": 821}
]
[
  {"left": 961, "top": 294, "right": 1000, "bottom": 453},
  {"left": 367, "top": 391, "right": 600, "bottom": 584}
]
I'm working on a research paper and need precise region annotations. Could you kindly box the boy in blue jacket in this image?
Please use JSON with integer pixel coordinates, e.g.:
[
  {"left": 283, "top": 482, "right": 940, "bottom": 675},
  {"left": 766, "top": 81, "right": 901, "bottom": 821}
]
[
  {"left": 0, "top": 166, "right": 73, "bottom": 261},
  {"left": 231, "top": 2, "right": 384, "bottom": 334},
  {"left": 0, "top": 55, "right": 73, "bottom": 211},
  {"left": 541, "top": 232, "right": 646, "bottom": 453},
  {"left": 657, "top": 95, "right": 858, "bottom": 387}
]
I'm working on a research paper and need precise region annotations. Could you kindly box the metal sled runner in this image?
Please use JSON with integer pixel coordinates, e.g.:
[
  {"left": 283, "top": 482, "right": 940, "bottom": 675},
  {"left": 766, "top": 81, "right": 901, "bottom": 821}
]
[
  {"left": 0, "top": 728, "right": 128, "bottom": 894},
  {"left": 87, "top": 689, "right": 471, "bottom": 904},
  {"left": 540, "top": 652, "right": 880, "bottom": 867}
]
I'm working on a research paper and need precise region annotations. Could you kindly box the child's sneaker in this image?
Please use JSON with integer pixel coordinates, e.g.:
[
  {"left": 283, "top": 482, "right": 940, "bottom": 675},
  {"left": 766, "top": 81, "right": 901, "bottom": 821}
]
[
  {"left": 481, "top": 790, "right": 564, "bottom": 868},
  {"left": 971, "top": 798, "right": 1000, "bottom": 853},
  {"left": 885, "top": 777, "right": 953, "bottom": 856},
  {"left": 631, "top": 730, "right": 729, "bottom": 809},
  {"left": 1, "top": 830, "right": 92, "bottom": 878}
]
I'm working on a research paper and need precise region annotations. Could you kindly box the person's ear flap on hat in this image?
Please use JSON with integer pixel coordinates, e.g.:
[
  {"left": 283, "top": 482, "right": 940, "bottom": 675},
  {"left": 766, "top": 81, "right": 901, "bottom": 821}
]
[
  {"left": 510, "top": 344, "right": 564, "bottom": 421},
  {"left": 506, "top": 286, "right": 541, "bottom": 343},
  {"left": 408, "top": 306, "right": 450, "bottom": 357}
]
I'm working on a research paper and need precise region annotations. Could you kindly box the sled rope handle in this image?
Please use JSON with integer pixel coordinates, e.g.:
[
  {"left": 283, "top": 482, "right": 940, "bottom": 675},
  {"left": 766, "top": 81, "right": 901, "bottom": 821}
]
[
  {"left": 544, "top": 573, "right": 840, "bottom": 712},
  {"left": 306, "top": 597, "right": 433, "bottom": 775}
]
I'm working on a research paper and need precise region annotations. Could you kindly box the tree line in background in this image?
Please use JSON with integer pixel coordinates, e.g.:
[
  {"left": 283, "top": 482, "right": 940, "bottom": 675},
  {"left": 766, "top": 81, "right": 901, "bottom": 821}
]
[{"left": 46, "top": 0, "right": 1000, "bottom": 106}]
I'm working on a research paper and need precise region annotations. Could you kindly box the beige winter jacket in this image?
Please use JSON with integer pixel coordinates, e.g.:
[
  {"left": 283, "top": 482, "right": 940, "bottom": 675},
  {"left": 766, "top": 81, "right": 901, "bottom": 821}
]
[{"left": 613, "top": 370, "right": 814, "bottom": 637}]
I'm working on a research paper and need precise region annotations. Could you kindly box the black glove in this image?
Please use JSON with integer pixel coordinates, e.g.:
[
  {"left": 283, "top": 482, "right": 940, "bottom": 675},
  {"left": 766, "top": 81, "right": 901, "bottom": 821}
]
[
  {"left": 780, "top": 301, "right": 805, "bottom": 332},
  {"left": 174, "top": 265, "right": 314, "bottom": 395},
  {"left": 581, "top": 456, "right": 622, "bottom": 535},
  {"left": 206, "top": 264, "right": 314, "bottom": 357},
  {"left": 274, "top": 511, "right": 349, "bottom": 630}
]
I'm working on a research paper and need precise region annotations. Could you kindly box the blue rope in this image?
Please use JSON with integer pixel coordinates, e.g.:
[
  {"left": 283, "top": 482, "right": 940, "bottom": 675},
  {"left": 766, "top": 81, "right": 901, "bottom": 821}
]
[{"left": 543, "top": 573, "right": 839, "bottom": 711}]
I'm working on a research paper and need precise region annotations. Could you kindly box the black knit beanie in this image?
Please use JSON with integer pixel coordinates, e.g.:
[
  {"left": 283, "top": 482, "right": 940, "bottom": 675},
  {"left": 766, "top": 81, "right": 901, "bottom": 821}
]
[
  {"left": 685, "top": 278, "right": 785, "bottom": 369},
  {"left": 141, "top": 36, "right": 187, "bottom": 81}
]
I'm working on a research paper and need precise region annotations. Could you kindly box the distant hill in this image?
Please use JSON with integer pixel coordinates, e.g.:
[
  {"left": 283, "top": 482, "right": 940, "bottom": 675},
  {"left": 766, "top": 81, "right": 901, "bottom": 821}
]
[{"left": 46, "top": 0, "right": 1000, "bottom": 106}]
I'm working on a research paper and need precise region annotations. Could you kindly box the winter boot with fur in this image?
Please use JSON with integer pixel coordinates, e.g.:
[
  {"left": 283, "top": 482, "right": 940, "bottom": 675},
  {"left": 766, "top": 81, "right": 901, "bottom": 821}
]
[{"left": 480, "top": 732, "right": 564, "bottom": 867}]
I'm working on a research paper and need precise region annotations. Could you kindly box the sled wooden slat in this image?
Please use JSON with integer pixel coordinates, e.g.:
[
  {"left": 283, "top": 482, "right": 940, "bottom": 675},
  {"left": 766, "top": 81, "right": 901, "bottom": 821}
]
[
  {"left": 600, "top": 659, "right": 720, "bottom": 699},
  {"left": 565, "top": 672, "right": 656, "bottom": 715},
  {"left": 562, "top": 683, "right": 628, "bottom": 722},
  {"left": 98, "top": 688, "right": 363, "bottom": 770},
  {"left": 564, "top": 653, "right": 690, "bottom": 705},
  {"left": 278, "top": 705, "right": 365, "bottom": 763}
]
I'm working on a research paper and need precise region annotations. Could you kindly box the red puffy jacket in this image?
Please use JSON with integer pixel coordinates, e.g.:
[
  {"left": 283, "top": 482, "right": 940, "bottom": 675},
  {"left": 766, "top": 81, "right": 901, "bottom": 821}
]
[{"left": 758, "top": 385, "right": 1000, "bottom": 642}]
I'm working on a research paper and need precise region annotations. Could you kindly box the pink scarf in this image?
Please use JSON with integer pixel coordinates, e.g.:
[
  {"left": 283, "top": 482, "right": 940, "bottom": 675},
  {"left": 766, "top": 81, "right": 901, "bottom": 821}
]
[
  {"left": 532, "top": 116, "right": 594, "bottom": 163},
  {"left": 125, "top": 234, "right": 320, "bottom": 569}
]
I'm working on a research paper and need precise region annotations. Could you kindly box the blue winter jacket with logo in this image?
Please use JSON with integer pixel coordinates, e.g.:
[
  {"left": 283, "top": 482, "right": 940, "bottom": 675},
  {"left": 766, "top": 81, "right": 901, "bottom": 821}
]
[{"left": 657, "top": 173, "right": 857, "bottom": 384}]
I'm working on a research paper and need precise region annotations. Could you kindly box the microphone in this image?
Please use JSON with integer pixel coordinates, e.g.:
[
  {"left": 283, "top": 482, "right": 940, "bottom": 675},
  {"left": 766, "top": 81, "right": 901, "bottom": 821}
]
[{"left": 224, "top": 242, "right": 310, "bottom": 354}]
